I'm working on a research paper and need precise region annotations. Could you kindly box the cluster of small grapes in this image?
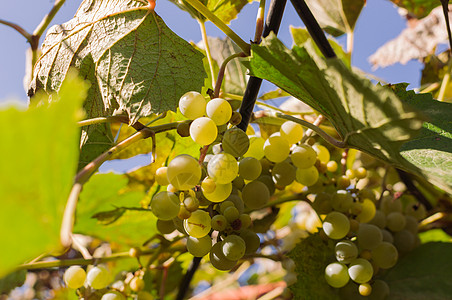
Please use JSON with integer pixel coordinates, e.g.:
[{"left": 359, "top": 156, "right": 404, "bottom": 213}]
[
  {"left": 316, "top": 180, "right": 426, "bottom": 298},
  {"left": 63, "top": 265, "right": 148, "bottom": 299},
  {"left": 147, "top": 91, "right": 335, "bottom": 271}
]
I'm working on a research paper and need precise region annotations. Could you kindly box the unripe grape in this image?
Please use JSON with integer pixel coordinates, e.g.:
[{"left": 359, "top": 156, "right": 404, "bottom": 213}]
[
  {"left": 359, "top": 283, "right": 372, "bottom": 296},
  {"left": 223, "top": 206, "right": 240, "bottom": 223},
  {"left": 176, "top": 121, "right": 190, "bottom": 137},
  {"left": 207, "top": 153, "right": 239, "bottom": 184},
  {"left": 355, "top": 167, "right": 368, "bottom": 179},
  {"left": 222, "top": 127, "right": 250, "bottom": 157},
  {"left": 345, "top": 169, "right": 356, "bottom": 179},
  {"left": 211, "top": 214, "right": 228, "bottom": 231},
  {"left": 336, "top": 175, "right": 351, "bottom": 189},
  {"left": 244, "top": 136, "right": 265, "bottom": 159},
  {"left": 63, "top": 266, "right": 86, "bottom": 289},
  {"left": 312, "top": 192, "right": 333, "bottom": 214},
  {"left": 229, "top": 111, "right": 242, "bottom": 125},
  {"left": 263, "top": 135, "right": 290, "bottom": 163},
  {"left": 313, "top": 144, "right": 330, "bottom": 163},
  {"left": 222, "top": 234, "right": 246, "bottom": 260},
  {"left": 324, "top": 262, "right": 349, "bottom": 288},
  {"left": 187, "top": 235, "right": 212, "bottom": 257},
  {"left": 372, "top": 242, "right": 398, "bottom": 269},
  {"left": 184, "top": 210, "right": 211, "bottom": 238},
  {"left": 386, "top": 212, "right": 406, "bottom": 232},
  {"left": 272, "top": 161, "right": 296, "bottom": 187},
  {"left": 183, "top": 196, "right": 199, "bottom": 212},
  {"left": 239, "top": 229, "right": 260, "bottom": 254},
  {"left": 206, "top": 98, "right": 232, "bottom": 125},
  {"left": 331, "top": 190, "right": 353, "bottom": 213},
  {"left": 280, "top": 121, "right": 303, "bottom": 144},
  {"left": 178, "top": 204, "right": 192, "bottom": 219},
  {"left": 356, "top": 199, "right": 376, "bottom": 223},
  {"left": 239, "top": 157, "right": 262, "bottom": 181},
  {"left": 179, "top": 91, "right": 206, "bottom": 120},
  {"left": 242, "top": 180, "right": 270, "bottom": 209},
  {"left": 155, "top": 167, "right": 169, "bottom": 186},
  {"left": 380, "top": 195, "right": 402, "bottom": 214},
  {"left": 323, "top": 212, "right": 350, "bottom": 240},
  {"left": 130, "top": 277, "right": 145, "bottom": 292},
  {"left": 295, "top": 166, "right": 319, "bottom": 186},
  {"left": 335, "top": 240, "right": 358, "bottom": 264},
  {"left": 210, "top": 242, "right": 237, "bottom": 271},
  {"left": 369, "top": 280, "right": 390, "bottom": 300},
  {"left": 101, "top": 292, "right": 125, "bottom": 300},
  {"left": 393, "top": 230, "right": 415, "bottom": 253},
  {"left": 348, "top": 258, "right": 373, "bottom": 284},
  {"left": 157, "top": 219, "right": 176, "bottom": 234},
  {"left": 167, "top": 154, "right": 201, "bottom": 190},
  {"left": 369, "top": 210, "right": 386, "bottom": 229},
  {"left": 239, "top": 214, "right": 252, "bottom": 229},
  {"left": 190, "top": 117, "right": 218, "bottom": 145},
  {"left": 202, "top": 182, "right": 232, "bottom": 203},
  {"left": 290, "top": 145, "right": 317, "bottom": 169},
  {"left": 326, "top": 160, "right": 338, "bottom": 173},
  {"left": 201, "top": 177, "right": 216, "bottom": 194},
  {"left": 151, "top": 191, "right": 180, "bottom": 220},
  {"left": 357, "top": 224, "right": 383, "bottom": 250},
  {"left": 86, "top": 266, "right": 111, "bottom": 289}
]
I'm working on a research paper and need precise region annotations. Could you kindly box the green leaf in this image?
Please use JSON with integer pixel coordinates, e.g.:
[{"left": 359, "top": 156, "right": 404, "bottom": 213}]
[
  {"left": 382, "top": 242, "right": 452, "bottom": 299},
  {"left": 391, "top": 84, "right": 452, "bottom": 194},
  {"left": 31, "top": 1, "right": 205, "bottom": 123},
  {"left": 244, "top": 34, "right": 425, "bottom": 174},
  {"left": 390, "top": 0, "right": 441, "bottom": 18},
  {"left": 0, "top": 71, "right": 87, "bottom": 276},
  {"left": 259, "top": 88, "right": 291, "bottom": 101},
  {"left": 74, "top": 173, "right": 157, "bottom": 246},
  {"left": 288, "top": 233, "right": 339, "bottom": 300},
  {"left": 0, "top": 270, "right": 27, "bottom": 294},
  {"left": 305, "top": 0, "right": 365, "bottom": 36},
  {"left": 419, "top": 229, "right": 452, "bottom": 243}
]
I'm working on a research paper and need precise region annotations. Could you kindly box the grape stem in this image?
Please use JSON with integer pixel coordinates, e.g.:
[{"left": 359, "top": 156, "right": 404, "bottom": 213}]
[
  {"left": 396, "top": 169, "right": 433, "bottom": 210},
  {"left": 214, "top": 52, "right": 247, "bottom": 98},
  {"left": 199, "top": 20, "right": 217, "bottom": 89},
  {"left": 253, "top": 0, "right": 266, "bottom": 43}
]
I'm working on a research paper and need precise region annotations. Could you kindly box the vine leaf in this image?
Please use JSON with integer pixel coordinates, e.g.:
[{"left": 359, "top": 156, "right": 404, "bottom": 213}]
[
  {"left": 370, "top": 5, "right": 452, "bottom": 68},
  {"left": 390, "top": 0, "right": 442, "bottom": 18},
  {"left": 382, "top": 242, "right": 452, "bottom": 299},
  {"left": 0, "top": 71, "right": 87, "bottom": 277},
  {"left": 304, "top": 0, "right": 365, "bottom": 36},
  {"left": 393, "top": 84, "right": 452, "bottom": 194},
  {"left": 244, "top": 34, "right": 425, "bottom": 175}
]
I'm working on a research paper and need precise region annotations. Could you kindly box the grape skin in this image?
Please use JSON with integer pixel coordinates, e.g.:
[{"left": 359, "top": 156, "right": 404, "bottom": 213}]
[
  {"left": 371, "top": 241, "right": 398, "bottom": 269},
  {"left": 335, "top": 240, "right": 358, "bottom": 264},
  {"left": 206, "top": 98, "right": 232, "bottom": 125},
  {"left": 63, "top": 266, "right": 86, "bottom": 289},
  {"left": 280, "top": 121, "right": 303, "bottom": 144},
  {"left": 322, "top": 212, "right": 350, "bottom": 240},
  {"left": 166, "top": 154, "right": 202, "bottom": 190},
  {"left": 190, "top": 117, "right": 218, "bottom": 145},
  {"left": 324, "top": 262, "right": 350, "bottom": 288},
  {"left": 263, "top": 135, "right": 290, "bottom": 163},
  {"left": 290, "top": 145, "right": 317, "bottom": 169},
  {"left": 210, "top": 242, "right": 237, "bottom": 271},
  {"left": 187, "top": 235, "right": 212, "bottom": 257},
  {"left": 183, "top": 210, "right": 212, "bottom": 238},
  {"left": 86, "top": 266, "right": 111, "bottom": 289},
  {"left": 178, "top": 91, "right": 206, "bottom": 120},
  {"left": 222, "top": 235, "right": 246, "bottom": 261},
  {"left": 239, "top": 157, "right": 262, "bottom": 181},
  {"left": 101, "top": 292, "right": 125, "bottom": 300},
  {"left": 207, "top": 153, "right": 239, "bottom": 184},
  {"left": 295, "top": 166, "right": 319, "bottom": 186},
  {"left": 150, "top": 192, "right": 180, "bottom": 221},
  {"left": 357, "top": 223, "right": 383, "bottom": 250},
  {"left": 348, "top": 258, "right": 373, "bottom": 284},
  {"left": 242, "top": 180, "right": 270, "bottom": 209}
]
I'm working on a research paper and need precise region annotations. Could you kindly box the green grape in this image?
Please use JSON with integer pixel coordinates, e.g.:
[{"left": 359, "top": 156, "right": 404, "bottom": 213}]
[
  {"left": 178, "top": 91, "right": 206, "bottom": 120},
  {"left": 324, "top": 262, "right": 350, "bottom": 288},
  {"left": 381, "top": 229, "right": 394, "bottom": 243},
  {"left": 167, "top": 154, "right": 201, "bottom": 190},
  {"left": 336, "top": 175, "right": 351, "bottom": 189},
  {"left": 371, "top": 242, "right": 398, "bottom": 269},
  {"left": 331, "top": 190, "right": 353, "bottom": 213},
  {"left": 183, "top": 210, "right": 212, "bottom": 238},
  {"left": 227, "top": 194, "right": 245, "bottom": 214},
  {"left": 201, "top": 177, "right": 216, "bottom": 194},
  {"left": 369, "top": 210, "right": 386, "bottom": 229},
  {"left": 339, "top": 281, "right": 365, "bottom": 299},
  {"left": 404, "top": 202, "right": 426, "bottom": 220},
  {"left": 242, "top": 180, "right": 270, "bottom": 209},
  {"left": 155, "top": 167, "right": 169, "bottom": 186},
  {"left": 101, "top": 292, "right": 125, "bottom": 300},
  {"left": 369, "top": 280, "right": 390, "bottom": 300},
  {"left": 222, "top": 127, "right": 250, "bottom": 157},
  {"left": 167, "top": 184, "right": 178, "bottom": 193},
  {"left": 183, "top": 196, "right": 199, "bottom": 212},
  {"left": 244, "top": 136, "right": 265, "bottom": 159},
  {"left": 150, "top": 192, "right": 180, "bottom": 221},
  {"left": 404, "top": 215, "right": 418, "bottom": 235},
  {"left": 210, "top": 242, "right": 237, "bottom": 271},
  {"left": 187, "top": 235, "right": 212, "bottom": 257},
  {"left": 202, "top": 182, "right": 232, "bottom": 203},
  {"left": 290, "top": 145, "right": 317, "bottom": 169},
  {"left": 207, "top": 153, "right": 239, "bottom": 184},
  {"left": 86, "top": 266, "right": 111, "bottom": 289},
  {"left": 323, "top": 212, "right": 350, "bottom": 240},
  {"left": 190, "top": 117, "right": 218, "bottom": 145},
  {"left": 335, "top": 240, "right": 358, "bottom": 264},
  {"left": 393, "top": 230, "right": 415, "bottom": 253},
  {"left": 130, "top": 277, "right": 145, "bottom": 292},
  {"left": 63, "top": 266, "right": 86, "bottom": 289},
  {"left": 263, "top": 135, "right": 291, "bottom": 163},
  {"left": 326, "top": 160, "right": 338, "bottom": 173},
  {"left": 358, "top": 283, "right": 372, "bottom": 297},
  {"left": 271, "top": 161, "right": 296, "bottom": 187},
  {"left": 386, "top": 212, "right": 406, "bottom": 232},
  {"left": 257, "top": 175, "right": 276, "bottom": 195},
  {"left": 295, "top": 166, "right": 319, "bottom": 186},
  {"left": 358, "top": 188, "right": 376, "bottom": 202},
  {"left": 355, "top": 167, "right": 368, "bottom": 179},
  {"left": 345, "top": 169, "right": 356, "bottom": 179},
  {"left": 219, "top": 201, "right": 235, "bottom": 214},
  {"left": 223, "top": 206, "right": 240, "bottom": 223},
  {"left": 239, "top": 214, "right": 252, "bottom": 229},
  {"left": 356, "top": 199, "right": 376, "bottom": 223},
  {"left": 239, "top": 157, "right": 262, "bottom": 181},
  {"left": 222, "top": 234, "right": 246, "bottom": 260},
  {"left": 311, "top": 192, "right": 333, "bottom": 214},
  {"left": 357, "top": 224, "right": 383, "bottom": 250},
  {"left": 280, "top": 121, "right": 303, "bottom": 144},
  {"left": 157, "top": 219, "right": 176, "bottom": 234},
  {"left": 211, "top": 214, "right": 228, "bottom": 231},
  {"left": 313, "top": 144, "right": 330, "bottom": 163},
  {"left": 177, "top": 121, "right": 191, "bottom": 137},
  {"left": 259, "top": 158, "right": 273, "bottom": 176},
  {"left": 136, "top": 291, "right": 154, "bottom": 300},
  {"left": 348, "top": 258, "right": 374, "bottom": 284},
  {"left": 282, "top": 258, "right": 295, "bottom": 272},
  {"left": 206, "top": 98, "right": 232, "bottom": 125},
  {"left": 178, "top": 204, "right": 192, "bottom": 219},
  {"left": 350, "top": 202, "right": 363, "bottom": 215},
  {"left": 380, "top": 195, "right": 402, "bottom": 214},
  {"left": 239, "top": 229, "right": 260, "bottom": 254}
]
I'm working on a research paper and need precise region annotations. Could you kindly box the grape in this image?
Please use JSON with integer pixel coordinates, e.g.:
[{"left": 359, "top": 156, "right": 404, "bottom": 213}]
[
  {"left": 190, "top": 117, "right": 218, "bottom": 145},
  {"left": 380, "top": 195, "right": 402, "bottom": 214},
  {"left": 229, "top": 111, "right": 242, "bottom": 125},
  {"left": 357, "top": 224, "right": 383, "bottom": 250},
  {"left": 271, "top": 161, "right": 296, "bottom": 187},
  {"left": 263, "top": 135, "right": 290, "bottom": 163},
  {"left": 129, "top": 247, "right": 141, "bottom": 258},
  {"left": 369, "top": 280, "right": 390, "bottom": 300},
  {"left": 323, "top": 212, "right": 350, "bottom": 240},
  {"left": 358, "top": 188, "right": 376, "bottom": 202},
  {"left": 280, "top": 121, "right": 303, "bottom": 144},
  {"left": 210, "top": 242, "right": 237, "bottom": 271},
  {"left": 336, "top": 175, "right": 351, "bottom": 189},
  {"left": 206, "top": 98, "right": 232, "bottom": 125},
  {"left": 326, "top": 161, "right": 338, "bottom": 173},
  {"left": 219, "top": 201, "right": 234, "bottom": 213},
  {"left": 178, "top": 204, "right": 192, "bottom": 219},
  {"left": 393, "top": 230, "right": 415, "bottom": 253},
  {"left": 86, "top": 265, "right": 111, "bottom": 289},
  {"left": 381, "top": 229, "right": 394, "bottom": 243},
  {"left": 239, "top": 230, "right": 260, "bottom": 254},
  {"left": 404, "top": 215, "right": 418, "bottom": 235},
  {"left": 184, "top": 210, "right": 212, "bottom": 238},
  {"left": 157, "top": 219, "right": 176, "bottom": 234},
  {"left": 386, "top": 212, "right": 406, "bottom": 232},
  {"left": 222, "top": 234, "right": 246, "bottom": 260},
  {"left": 324, "top": 262, "right": 350, "bottom": 288},
  {"left": 150, "top": 192, "right": 180, "bottom": 220},
  {"left": 63, "top": 266, "right": 86, "bottom": 289},
  {"left": 187, "top": 235, "right": 212, "bottom": 257},
  {"left": 223, "top": 206, "right": 240, "bottom": 223},
  {"left": 282, "top": 258, "right": 296, "bottom": 272},
  {"left": 201, "top": 177, "right": 216, "bottom": 194},
  {"left": 345, "top": 169, "right": 356, "bottom": 179},
  {"left": 207, "top": 153, "right": 238, "bottom": 184},
  {"left": 355, "top": 167, "right": 368, "bottom": 179},
  {"left": 242, "top": 180, "right": 270, "bottom": 209},
  {"left": 211, "top": 214, "right": 228, "bottom": 231},
  {"left": 222, "top": 127, "right": 250, "bottom": 157},
  {"left": 178, "top": 91, "right": 206, "bottom": 120},
  {"left": 239, "top": 214, "right": 252, "bottom": 229},
  {"left": 101, "top": 292, "right": 125, "bottom": 300},
  {"left": 259, "top": 158, "right": 273, "bottom": 176},
  {"left": 257, "top": 175, "right": 276, "bottom": 195},
  {"left": 227, "top": 194, "right": 245, "bottom": 214},
  {"left": 312, "top": 192, "right": 333, "bottom": 214},
  {"left": 313, "top": 144, "right": 330, "bottom": 163},
  {"left": 331, "top": 190, "right": 353, "bottom": 213},
  {"left": 348, "top": 258, "right": 373, "bottom": 284},
  {"left": 371, "top": 242, "right": 398, "bottom": 269},
  {"left": 295, "top": 166, "right": 319, "bottom": 186},
  {"left": 290, "top": 145, "right": 317, "bottom": 169},
  {"left": 404, "top": 200, "right": 426, "bottom": 220},
  {"left": 183, "top": 196, "right": 199, "bottom": 212},
  {"left": 167, "top": 184, "right": 178, "bottom": 193},
  {"left": 167, "top": 154, "right": 201, "bottom": 190},
  {"left": 369, "top": 210, "right": 386, "bottom": 229},
  {"left": 358, "top": 283, "right": 372, "bottom": 297},
  {"left": 356, "top": 199, "right": 376, "bottom": 223},
  {"left": 155, "top": 167, "right": 169, "bottom": 186},
  {"left": 244, "top": 136, "right": 265, "bottom": 160},
  {"left": 239, "top": 157, "right": 262, "bottom": 180},
  {"left": 130, "top": 277, "right": 145, "bottom": 292},
  {"left": 136, "top": 291, "right": 154, "bottom": 300},
  {"left": 335, "top": 240, "right": 358, "bottom": 264},
  {"left": 202, "top": 182, "right": 232, "bottom": 203}
]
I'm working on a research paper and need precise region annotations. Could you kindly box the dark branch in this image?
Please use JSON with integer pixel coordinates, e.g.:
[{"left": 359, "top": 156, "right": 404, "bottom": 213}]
[
  {"left": 176, "top": 256, "right": 202, "bottom": 300},
  {"left": 396, "top": 169, "right": 433, "bottom": 210},
  {"left": 440, "top": 0, "right": 452, "bottom": 52}
]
